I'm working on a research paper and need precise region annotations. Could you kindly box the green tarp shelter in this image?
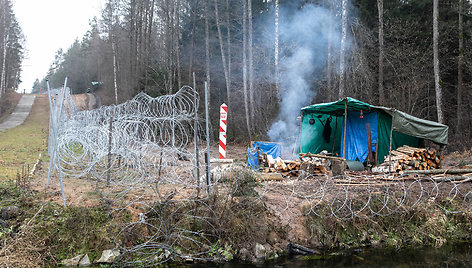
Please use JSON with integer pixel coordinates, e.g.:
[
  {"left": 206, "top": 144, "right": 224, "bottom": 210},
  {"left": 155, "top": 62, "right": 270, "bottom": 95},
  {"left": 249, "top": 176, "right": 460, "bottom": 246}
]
[{"left": 300, "top": 97, "right": 448, "bottom": 164}]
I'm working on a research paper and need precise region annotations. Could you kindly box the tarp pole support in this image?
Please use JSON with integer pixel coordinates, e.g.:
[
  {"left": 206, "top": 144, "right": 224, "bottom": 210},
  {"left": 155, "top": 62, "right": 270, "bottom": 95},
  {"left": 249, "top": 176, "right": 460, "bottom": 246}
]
[
  {"left": 366, "top": 123, "right": 373, "bottom": 164},
  {"left": 299, "top": 112, "right": 303, "bottom": 154},
  {"left": 331, "top": 116, "right": 338, "bottom": 154},
  {"left": 342, "top": 99, "right": 347, "bottom": 159}
]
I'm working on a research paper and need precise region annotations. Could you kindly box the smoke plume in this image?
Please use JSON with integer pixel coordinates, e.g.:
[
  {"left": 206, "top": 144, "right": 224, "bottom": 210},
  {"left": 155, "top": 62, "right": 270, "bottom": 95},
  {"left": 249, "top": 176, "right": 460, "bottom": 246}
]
[{"left": 267, "top": 3, "right": 342, "bottom": 158}]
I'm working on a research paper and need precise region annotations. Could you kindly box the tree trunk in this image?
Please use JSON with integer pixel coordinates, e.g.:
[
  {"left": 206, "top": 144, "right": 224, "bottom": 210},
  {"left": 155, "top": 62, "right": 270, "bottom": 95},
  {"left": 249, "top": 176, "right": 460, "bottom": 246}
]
[
  {"left": 242, "top": 0, "right": 252, "bottom": 140},
  {"left": 1, "top": 32, "right": 7, "bottom": 96},
  {"left": 0, "top": 4, "right": 6, "bottom": 96},
  {"left": 188, "top": 0, "right": 198, "bottom": 84},
  {"left": 107, "top": 0, "right": 119, "bottom": 104},
  {"left": 112, "top": 40, "right": 118, "bottom": 104},
  {"left": 457, "top": 0, "right": 464, "bottom": 131},
  {"left": 129, "top": 0, "right": 136, "bottom": 92},
  {"left": 136, "top": 2, "right": 143, "bottom": 88},
  {"left": 433, "top": 0, "right": 444, "bottom": 123},
  {"left": 176, "top": 0, "right": 181, "bottom": 89},
  {"left": 339, "top": 0, "right": 348, "bottom": 98},
  {"left": 204, "top": 0, "right": 211, "bottom": 106},
  {"left": 248, "top": 0, "right": 255, "bottom": 124},
  {"left": 167, "top": 0, "right": 175, "bottom": 93},
  {"left": 226, "top": 0, "right": 231, "bottom": 95},
  {"left": 377, "top": 0, "right": 385, "bottom": 106},
  {"left": 214, "top": 0, "right": 231, "bottom": 109},
  {"left": 274, "top": 0, "right": 279, "bottom": 99},
  {"left": 144, "top": 0, "right": 155, "bottom": 92},
  {"left": 326, "top": 0, "right": 333, "bottom": 101}
]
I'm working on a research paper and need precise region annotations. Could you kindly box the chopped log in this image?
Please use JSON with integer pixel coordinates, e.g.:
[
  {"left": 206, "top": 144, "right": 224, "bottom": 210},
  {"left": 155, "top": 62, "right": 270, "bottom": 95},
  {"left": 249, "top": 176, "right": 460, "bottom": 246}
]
[
  {"left": 300, "top": 161, "right": 328, "bottom": 175},
  {"left": 332, "top": 159, "right": 346, "bottom": 176},
  {"left": 267, "top": 155, "right": 275, "bottom": 168},
  {"left": 379, "top": 146, "right": 442, "bottom": 172},
  {"left": 391, "top": 151, "right": 409, "bottom": 157},
  {"left": 299, "top": 153, "right": 343, "bottom": 160},
  {"left": 337, "top": 183, "right": 394, "bottom": 186},
  {"left": 403, "top": 169, "right": 472, "bottom": 175},
  {"left": 275, "top": 157, "right": 287, "bottom": 170},
  {"left": 257, "top": 172, "right": 283, "bottom": 181}
]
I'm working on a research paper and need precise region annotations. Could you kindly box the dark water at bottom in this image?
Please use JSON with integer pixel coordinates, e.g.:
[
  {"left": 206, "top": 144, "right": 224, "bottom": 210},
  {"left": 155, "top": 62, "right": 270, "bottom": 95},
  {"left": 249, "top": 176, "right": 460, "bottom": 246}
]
[{"left": 189, "top": 244, "right": 472, "bottom": 267}]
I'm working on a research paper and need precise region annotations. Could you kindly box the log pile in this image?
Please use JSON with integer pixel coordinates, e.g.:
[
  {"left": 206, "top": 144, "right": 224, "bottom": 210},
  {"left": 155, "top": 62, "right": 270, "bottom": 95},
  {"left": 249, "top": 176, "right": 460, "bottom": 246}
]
[
  {"left": 376, "top": 145, "right": 441, "bottom": 172},
  {"left": 259, "top": 153, "right": 301, "bottom": 177},
  {"left": 258, "top": 152, "right": 328, "bottom": 177},
  {"left": 299, "top": 155, "right": 328, "bottom": 175}
]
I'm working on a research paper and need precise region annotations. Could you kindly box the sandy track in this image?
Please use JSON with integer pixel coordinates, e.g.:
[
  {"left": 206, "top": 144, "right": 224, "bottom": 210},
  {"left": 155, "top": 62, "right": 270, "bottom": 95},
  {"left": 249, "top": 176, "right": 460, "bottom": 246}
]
[{"left": 0, "top": 94, "right": 36, "bottom": 131}]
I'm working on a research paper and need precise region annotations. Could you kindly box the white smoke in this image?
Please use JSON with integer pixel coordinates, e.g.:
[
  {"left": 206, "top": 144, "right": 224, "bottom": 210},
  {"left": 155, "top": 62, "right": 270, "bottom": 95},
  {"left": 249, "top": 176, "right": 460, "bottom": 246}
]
[{"left": 267, "top": 3, "right": 342, "bottom": 158}]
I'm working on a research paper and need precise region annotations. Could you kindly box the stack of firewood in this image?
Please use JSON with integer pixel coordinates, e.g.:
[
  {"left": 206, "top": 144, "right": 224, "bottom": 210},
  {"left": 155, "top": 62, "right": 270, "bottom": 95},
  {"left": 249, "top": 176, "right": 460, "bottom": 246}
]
[
  {"left": 381, "top": 145, "right": 441, "bottom": 172},
  {"left": 258, "top": 152, "right": 330, "bottom": 177},
  {"left": 299, "top": 154, "right": 328, "bottom": 175},
  {"left": 259, "top": 153, "right": 301, "bottom": 176}
]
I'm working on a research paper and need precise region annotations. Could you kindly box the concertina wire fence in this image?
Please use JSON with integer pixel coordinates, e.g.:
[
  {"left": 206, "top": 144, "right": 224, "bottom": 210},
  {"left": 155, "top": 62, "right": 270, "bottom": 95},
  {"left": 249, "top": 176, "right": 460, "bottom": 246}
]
[{"left": 45, "top": 83, "right": 472, "bottom": 265}]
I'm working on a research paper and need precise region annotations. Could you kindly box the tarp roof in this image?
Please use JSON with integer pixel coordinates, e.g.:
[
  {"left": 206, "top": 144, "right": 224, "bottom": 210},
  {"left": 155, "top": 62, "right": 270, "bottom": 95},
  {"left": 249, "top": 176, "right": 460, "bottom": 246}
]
[
  {"left": 301, "top": 97, "right": 449, "bottom": 145},
  {"left": 301, "top": 97, "right": 374, "bottom": 114}
]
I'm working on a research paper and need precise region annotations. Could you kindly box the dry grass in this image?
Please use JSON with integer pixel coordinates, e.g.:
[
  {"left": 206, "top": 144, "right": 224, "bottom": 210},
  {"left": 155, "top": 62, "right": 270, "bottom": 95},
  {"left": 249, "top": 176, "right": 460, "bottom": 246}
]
[
  {"left": 0, "top": 223, "right": 48, "bottom": 268},
  {"left": 0, "top": 90, "right": 22, "bottom": 123},
  {"left": 442, "top": 150, "right": 472, "bottom": 168},
  {"left": 0, "top": 95, "right": 49, "bottom": 180}
]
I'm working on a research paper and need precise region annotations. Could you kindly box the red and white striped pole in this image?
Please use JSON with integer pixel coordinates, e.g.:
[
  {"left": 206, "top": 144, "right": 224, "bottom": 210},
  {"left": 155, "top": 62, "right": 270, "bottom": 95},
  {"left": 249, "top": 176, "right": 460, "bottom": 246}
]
[{"left": 219, "top": 103, "right": 227, "bottom": 159}]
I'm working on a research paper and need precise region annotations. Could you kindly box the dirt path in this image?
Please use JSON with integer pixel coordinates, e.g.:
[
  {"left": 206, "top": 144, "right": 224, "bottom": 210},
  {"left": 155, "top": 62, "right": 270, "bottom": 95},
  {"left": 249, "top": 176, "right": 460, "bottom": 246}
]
[{"left": 0, "top": 94, "right": 36, "bottom": 132}]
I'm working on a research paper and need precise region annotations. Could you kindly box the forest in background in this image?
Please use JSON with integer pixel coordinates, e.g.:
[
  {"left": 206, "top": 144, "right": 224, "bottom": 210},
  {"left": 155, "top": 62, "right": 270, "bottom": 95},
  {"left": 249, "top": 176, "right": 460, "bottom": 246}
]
[
  {"left": 0, "top": 0, "right": 24, "bottom": 114},
  {"left": 2, "top": 0, "right": 472, "bottom": 150}
]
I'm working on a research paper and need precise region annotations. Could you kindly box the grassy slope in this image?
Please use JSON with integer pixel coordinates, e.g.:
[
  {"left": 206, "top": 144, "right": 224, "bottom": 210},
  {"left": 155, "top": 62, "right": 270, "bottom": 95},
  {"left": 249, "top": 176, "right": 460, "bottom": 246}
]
[
  {"left": 0, "top": 95, "right": 49, "bottom": 180},
  {"left": 0, "top": 96, "right": 115, "bottom": 266}
]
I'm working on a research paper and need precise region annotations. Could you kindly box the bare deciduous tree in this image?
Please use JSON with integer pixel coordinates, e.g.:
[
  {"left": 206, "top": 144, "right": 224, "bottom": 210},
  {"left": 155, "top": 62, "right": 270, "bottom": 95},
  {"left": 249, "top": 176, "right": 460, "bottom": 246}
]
[
  {"left": 274, "top": 0, "right": 279, "bottom": 98},
  {"left": 339, "top": 0, "right": 348, "bottom": 98},
  {"left": 214, "top": 0, "right": 231, "bottom": 110},
  {"left": 457, "top": 0, "right": 464, "bottom": 131},
  {"left": 433, "top": 0, "right": 444, "bottom": 123},
  {"left": 242, "top": 0, "right": 252, "bottom": 140},
  {"left": 377, "top": 0, "right": 385, "bottom": 105},
  {"left": 248, "top": 0, "right": 255, "bottom": 123}
]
